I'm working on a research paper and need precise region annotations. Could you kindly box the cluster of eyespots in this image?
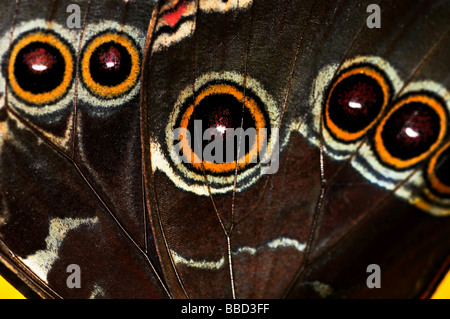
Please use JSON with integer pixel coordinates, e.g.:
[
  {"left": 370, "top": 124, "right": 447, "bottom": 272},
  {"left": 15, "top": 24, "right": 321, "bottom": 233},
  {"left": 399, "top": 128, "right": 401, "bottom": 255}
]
[
  {"left": 324, "top": 64, "right": 447, "bottom": 171},
  {"left": 315, "top": 56, "right": 450, "bottom": 215},
  {"left": 1, "top": 20, "right": 143, "bottom": 120},
  {"left": 155, "top": 71, "right": 279, "bottom": 195}
]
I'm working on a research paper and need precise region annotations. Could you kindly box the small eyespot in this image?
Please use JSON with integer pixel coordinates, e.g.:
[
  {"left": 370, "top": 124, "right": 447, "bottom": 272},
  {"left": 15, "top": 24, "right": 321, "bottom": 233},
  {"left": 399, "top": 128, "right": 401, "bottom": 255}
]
[
  {"left": 80, "top": 31, "right": 140, "bottom": 100},
  {"left": 174, "top": 82, "right": 269, "bottom": 175},
  {"left": 324, "top": 65, "right": 391, "bottom": 142},
  {"left": 7, "top": 30, "right": 74, "bottom": 105},
  {"left": 374, "top": 93, "right": 447, "bottom": 170},
  {"left": 427, "top": 141, "right": 450, "bottom": 198}
]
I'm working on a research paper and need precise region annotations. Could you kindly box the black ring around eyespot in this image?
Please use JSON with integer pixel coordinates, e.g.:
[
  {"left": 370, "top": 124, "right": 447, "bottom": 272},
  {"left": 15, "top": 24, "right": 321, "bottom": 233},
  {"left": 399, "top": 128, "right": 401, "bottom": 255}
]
[
  {"left": 323, "top": 63, "right": 392, "bottom": 143},
  {"left": 373, "top": 92, "right": 448, "bottom": 170},
  {"left": 79, "top": 30, "right": 141, "bottom": 100},
  {"left": 173, "top": 79, "right": 272, "bottom": 177},
  {"left": 5, "top": 29, "right": 75, "bottom": 106}
]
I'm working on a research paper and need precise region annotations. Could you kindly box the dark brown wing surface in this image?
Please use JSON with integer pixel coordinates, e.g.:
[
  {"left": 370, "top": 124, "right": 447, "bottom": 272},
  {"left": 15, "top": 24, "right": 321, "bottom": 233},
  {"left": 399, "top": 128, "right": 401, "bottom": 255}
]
[{"left": 0, "top": 0, "right": 449, "bottom": 299}]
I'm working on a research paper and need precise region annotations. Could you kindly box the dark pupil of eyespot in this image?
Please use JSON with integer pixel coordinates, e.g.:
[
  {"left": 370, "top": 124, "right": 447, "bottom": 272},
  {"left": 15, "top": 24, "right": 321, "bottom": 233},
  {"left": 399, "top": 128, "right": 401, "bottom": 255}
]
[
  {"left": 14, "top": 41, "right": 65, "bottom": 94},
  {"left": 381, "top": 102, "right": 440, "bottom": 160},
  {"left": 328, "top": 74, "right": 384, "bottom": 133},
  {"left": 187, "top": 94, "right": 256, "bottom": 162},
  {"left": 89, "top": 41, "right": 131, "bottom": 86},
  {"left": 435, "top": 147, "right": 450, "bottom": 186}
]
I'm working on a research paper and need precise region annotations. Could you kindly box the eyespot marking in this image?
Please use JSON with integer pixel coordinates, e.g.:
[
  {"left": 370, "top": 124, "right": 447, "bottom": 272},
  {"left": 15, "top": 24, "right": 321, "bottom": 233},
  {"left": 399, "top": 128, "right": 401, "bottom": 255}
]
[
  {"left": 324, "top": 65, "right": 391, "bottom": 142},
  {"left": 374, "top": 93, "right": 447, "bottom": 170},
  {"left": 151, "top": 71, "right": 280, "bottom": 195},
  {"left": 76, "top": 21, "right": 145, "bottom": 115},
  {"left": 80, "top": 31, "right": 140, "bottom": 100},
  {"left": 7, "top": 29, "right": 74, "bottom": 106},
  {"left": 174, "top": 82, "right": 269, "bottom": 175}
]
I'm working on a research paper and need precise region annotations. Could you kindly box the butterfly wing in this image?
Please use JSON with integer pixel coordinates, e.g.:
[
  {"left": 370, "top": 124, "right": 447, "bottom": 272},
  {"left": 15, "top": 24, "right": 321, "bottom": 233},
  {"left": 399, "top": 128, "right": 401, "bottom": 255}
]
[
  {"left": 0, "top": 0, "right": 168, "bottom": 298},
  {"left": 0, "top": 0, "right": 449, "bottom": 299},
  {"left": 142, "top": 0, "right": 450, "bottom": 299}
]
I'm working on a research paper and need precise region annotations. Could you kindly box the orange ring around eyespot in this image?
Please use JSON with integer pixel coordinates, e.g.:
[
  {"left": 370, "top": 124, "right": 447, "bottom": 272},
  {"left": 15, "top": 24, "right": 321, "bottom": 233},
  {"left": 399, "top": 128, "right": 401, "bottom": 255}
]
[
  {"left": 8, "top": 31, "right": 73, "bottom": 105},
  {"left": 374, "top": 94, "right": 447, "bottom": 170},
  {"left": 325, "top": 66, "right": 390, "bottom": 142},
  {"left": 81, "top": 32, "right": 139, "bottom": 99},
  {"left": 177, "top": 83, "right": 267, "bottom": 174},
  {"left": 427, "top": 141, "right": 450, "bottom": 195}
]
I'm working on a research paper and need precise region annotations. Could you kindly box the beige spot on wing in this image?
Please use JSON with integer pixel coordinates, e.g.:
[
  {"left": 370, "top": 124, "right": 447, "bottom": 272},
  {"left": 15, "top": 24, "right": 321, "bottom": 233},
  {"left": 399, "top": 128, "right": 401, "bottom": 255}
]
[{"left": 20, "top": 216, "right": 99, "bottom": 283}]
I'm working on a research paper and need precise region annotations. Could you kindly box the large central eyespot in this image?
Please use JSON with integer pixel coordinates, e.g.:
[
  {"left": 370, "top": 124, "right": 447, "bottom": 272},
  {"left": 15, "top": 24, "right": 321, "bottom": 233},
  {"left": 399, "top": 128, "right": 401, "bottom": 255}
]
[
  {"left": 80, "top": 31, "right": 140, "bottom": 99},
  {"left": 174, "top": 82, "right": 270, "bottom": 175},
  {"left": 161, "top": 71, "right": 279, "bottom": 195},
  {"left": 374, "top": 93, "right": 447, "bottom": 169},
  {"left": 324, "top": 65, "right": 391, "bottom": 142},
  {"left": 7, "top": 30, "right": 74, "bottom": 105}
]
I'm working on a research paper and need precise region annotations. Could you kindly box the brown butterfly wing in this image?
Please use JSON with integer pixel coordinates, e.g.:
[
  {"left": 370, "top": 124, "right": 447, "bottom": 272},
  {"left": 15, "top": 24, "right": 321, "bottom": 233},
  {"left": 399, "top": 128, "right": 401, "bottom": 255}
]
[
  {"left": 0, "top": 0, "right": 449, "bottom": 299},
  {"left": 288, "top": 0, "right": 450, "bottom": 298},
  {"left": 0, "top": 0, "right": 168, "bottom": 298},
  {"left": 142, "top": 0, "right": 450, "bottom": 299}
]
